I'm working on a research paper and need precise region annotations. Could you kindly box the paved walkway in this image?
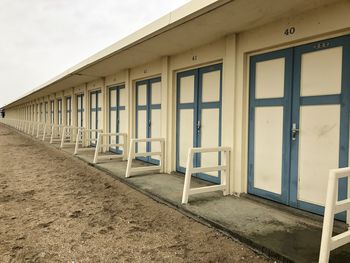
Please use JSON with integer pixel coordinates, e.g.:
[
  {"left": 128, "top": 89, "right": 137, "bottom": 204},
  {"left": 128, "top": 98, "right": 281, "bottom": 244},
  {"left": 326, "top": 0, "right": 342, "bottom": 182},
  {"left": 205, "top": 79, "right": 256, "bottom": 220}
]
[{"left": 61, "top": 143, "right": 350, "bottom": 262}]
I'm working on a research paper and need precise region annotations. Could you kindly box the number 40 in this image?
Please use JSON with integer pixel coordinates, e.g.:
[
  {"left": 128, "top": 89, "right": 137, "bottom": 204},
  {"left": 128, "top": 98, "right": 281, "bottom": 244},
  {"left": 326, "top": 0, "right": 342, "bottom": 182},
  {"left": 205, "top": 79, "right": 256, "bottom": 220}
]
[{"left": 284, "top": 27, "right": 296, "bottom": 36}]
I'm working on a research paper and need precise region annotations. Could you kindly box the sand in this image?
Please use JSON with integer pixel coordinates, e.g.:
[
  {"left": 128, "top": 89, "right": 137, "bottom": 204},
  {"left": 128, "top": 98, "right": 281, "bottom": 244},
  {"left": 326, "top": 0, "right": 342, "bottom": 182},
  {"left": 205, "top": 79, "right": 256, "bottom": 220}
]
[{"left": 0, "top": 124, "right": 271, "bottom": 263}]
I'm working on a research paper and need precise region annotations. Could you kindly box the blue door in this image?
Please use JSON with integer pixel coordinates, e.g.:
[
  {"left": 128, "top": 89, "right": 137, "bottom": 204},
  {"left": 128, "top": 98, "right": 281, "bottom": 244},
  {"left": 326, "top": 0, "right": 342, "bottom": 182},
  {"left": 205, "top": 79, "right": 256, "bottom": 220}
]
[
  {"left": 135, "top": 77, "right": 161, "bottom": 165},
  {"left": 77, "top": 94, "right": 84, "bottom": 127},
  {"left": 248, "top": 35, "right": 350, "bottom": 218},
  {"left": 57, "top": 99, "right": 62, "bottom": 125},
  {"left": 109, "top": 85, "right": 126, "bottom": 154},
  {"left": 66, "top": 97, "right": 72, "bottom": 126},
  {"left": 176, "top": 64, "right": 222, "bottom": 184},
  {"left": 90, "top": 90, "right": 102, "bottom": 146}
]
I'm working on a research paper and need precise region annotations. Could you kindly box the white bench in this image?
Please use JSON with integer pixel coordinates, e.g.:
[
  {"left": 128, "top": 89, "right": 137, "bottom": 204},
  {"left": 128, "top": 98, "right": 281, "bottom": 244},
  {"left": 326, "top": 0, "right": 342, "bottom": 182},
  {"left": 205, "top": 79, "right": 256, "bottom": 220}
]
[
  {"left": 319, "top": 167, "right": 350, "bottom": 262},
  {"left": 50, "top": 124, "right": 64, "bottom": 144},
  {"left": 74, "top": 128, "right": 103, "bottom": 155},
  {"left": 181, "top": 147, "right": 231, "bottom": 204},
  {"left": 60, "top": 126, "right": 79, "bottom": 148},
  {"left": 125, "top": 138, "right": 165, "bottom": 178},
  {"left": 93, "top": 132, "right": 127, "bottom": 164}
]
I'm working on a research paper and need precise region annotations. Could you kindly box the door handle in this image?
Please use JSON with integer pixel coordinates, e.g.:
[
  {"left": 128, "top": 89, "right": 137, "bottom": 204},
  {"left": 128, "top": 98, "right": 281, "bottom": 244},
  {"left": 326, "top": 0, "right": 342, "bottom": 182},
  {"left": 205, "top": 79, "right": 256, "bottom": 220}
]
[
  {"left": 148, "top": 120, "right": 151, "bottom": 128},
  {"left": 292, "top": 123, "right": 299, "bottom": 141},
  {"left": 196, "top": 121, "right": 201, "bottom": 134}
]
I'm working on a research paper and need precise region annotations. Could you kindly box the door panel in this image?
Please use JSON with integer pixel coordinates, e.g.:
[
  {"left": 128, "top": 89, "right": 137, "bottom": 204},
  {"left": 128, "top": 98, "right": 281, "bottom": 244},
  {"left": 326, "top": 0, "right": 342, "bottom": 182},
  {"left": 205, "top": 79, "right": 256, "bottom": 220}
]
[
  {"left": 297, "top": 105, "right": 340, "bottom": 206},
  {"left": 137, "top": 84, "right": 147, "bottom": 105},
  {"left": 136, "top": 78, "right": 161, "bottom": 164},
  {"left": 58, "top": 99, "right": 62, "bottom": 125},
  {"left": 248, "top": 48, "right": 293, "bottom": 204},
  {"left": 255, "top": 58, "right": 285, "bottom": 99},
  {"left": 90, "top": 91, "right": 101, "bottom": 146},
  {"left": 201, "top": 70, "right": 221, "bottom": 102},
  {"left": 109, "top": 85, "right": 126, "bottom": 153},
  {"left": 77, "top": 94, "right": 84, "bottom": 128},
  {"left": 200, "top": 108, "right": 220, "bottom": 177},
  {"left": 110, "top": 110, "right": 117, "bottom": 151},
  {"left": 151, "top": 82, "right": 161, "bottom": 104},
  {"left": 249, "top": 35, "right": 350, "bottom": 218},
  {"left": 253, "top": 106, "right": 284, "bottom": 195},
  {"left": 151, "top": 109, "right": 161, "bottom": 161},
  {"left": 119, "top": 110, "right": 127, "bottom": 133},
  {"left": 300, "top": 47, "right": 342, "bottom": 96},
  {"left": 176, "top": 64, "right": 222, "bottom": 183},
  {"left": 179, "top": 75, "right": 195, "bottom": 103},
  {"left": 178, "top": 109, "right": 194, "bottom": 168},
  {"left": 137, "top": 110, "right": 147, "bottom": 153}
]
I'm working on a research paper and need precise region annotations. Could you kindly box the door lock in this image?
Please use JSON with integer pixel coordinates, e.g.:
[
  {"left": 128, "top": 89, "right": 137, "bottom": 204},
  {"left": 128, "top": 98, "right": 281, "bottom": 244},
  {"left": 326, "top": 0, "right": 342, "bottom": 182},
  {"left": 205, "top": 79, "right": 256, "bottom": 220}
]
[
  {"left": 196, "top": 121, "right": 201, "bottom": 134},
  {"left": 292, "top": 123, "right": 299, "bottom": 141}
]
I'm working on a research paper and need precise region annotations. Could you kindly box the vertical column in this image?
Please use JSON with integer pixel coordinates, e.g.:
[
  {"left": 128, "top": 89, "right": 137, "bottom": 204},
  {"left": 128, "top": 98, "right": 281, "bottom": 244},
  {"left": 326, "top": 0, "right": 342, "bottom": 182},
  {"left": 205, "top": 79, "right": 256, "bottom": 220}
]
[
  {"left": 223, "top": 34, "right": 237, "bottom": 195},
  {"left": 161, "top": 56, "right": 171, "bottom": 173}
]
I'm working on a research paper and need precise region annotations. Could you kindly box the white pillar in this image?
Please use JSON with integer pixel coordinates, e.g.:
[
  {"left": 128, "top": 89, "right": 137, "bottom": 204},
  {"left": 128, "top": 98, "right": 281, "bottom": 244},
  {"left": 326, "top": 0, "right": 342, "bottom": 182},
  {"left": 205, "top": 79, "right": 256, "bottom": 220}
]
[{"left": 223, "top": 33, "right": 237, "bottom": 194}]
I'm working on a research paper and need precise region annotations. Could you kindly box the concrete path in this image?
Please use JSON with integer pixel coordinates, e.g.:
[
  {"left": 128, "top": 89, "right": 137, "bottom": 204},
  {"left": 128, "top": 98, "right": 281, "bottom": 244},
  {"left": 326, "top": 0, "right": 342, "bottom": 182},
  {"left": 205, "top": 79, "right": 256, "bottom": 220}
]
[{"left": 63, "top": 142, "right": 350, "bottom": 262}]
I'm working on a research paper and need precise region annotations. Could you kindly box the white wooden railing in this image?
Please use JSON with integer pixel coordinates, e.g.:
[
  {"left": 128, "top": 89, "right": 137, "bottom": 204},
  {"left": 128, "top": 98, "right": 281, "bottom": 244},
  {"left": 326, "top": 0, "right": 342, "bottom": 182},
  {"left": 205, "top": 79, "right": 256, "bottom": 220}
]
[
  {"left": 125, "top": 138, "right": 165, "bottom": 178},
  {"left": 181, "top": 147, "right": 230, "bottom": 204},
  {"left": 319, "top": 167, "right": 350, "bottom": 262},
  {"left": 93, "top": 133, "right": 127, "bottom": 164}
]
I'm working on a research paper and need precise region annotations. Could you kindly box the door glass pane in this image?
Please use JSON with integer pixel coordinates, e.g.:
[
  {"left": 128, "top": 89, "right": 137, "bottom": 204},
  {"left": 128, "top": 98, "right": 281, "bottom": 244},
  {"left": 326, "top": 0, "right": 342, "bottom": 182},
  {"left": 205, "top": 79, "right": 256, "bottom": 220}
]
[
  {"left": 78, "top": 114, "right": 82, "bottom": 128},
  {"left": 119, "top": 88, "right": 126, "bottom": 107},
  {"left": 110, "top": 111, "right": 117, "bottom": 133},
  {"left": 110, "top": 110, "right": 117, "bottom": 150},
  {"left": 137, "top": 84, "right": 147, "bottom": 106},
  {"left": 202, "top": 70, "right": 220, "bottom": 102},
  {"left": 179, "top": 109, "right": 194, "bottom": 168},
  {"left": 180, "top": 76, "right": 195, "bottom": 103},
  {"left": 200, "top": 108, "right": 220, "bottom": 176},
  {"left": 119, "top": 110, "right": 127, "bottom": 133},
  {"left": 151, "top": 82, "right": 161, "bottom": 104},
  {"left": 137, "top": 110, "right": 147, "bottom": 152},
  {"left": 110, "top": 89, "right": 117, "bottom": 107},
  {"left": 254, "top": 106, "right": 284, "bottom": 194},
  {"left": 255, "top": 58, "right": 285, "bottom": 99},
  {"left": 151, "top": 109, "right": 161, "bottom": 160},
  {"left": 297, "top": 105, "right": 340, "bottom": 206},
  {"left": 91, "top": 93, "right": 96, "bottom": 108},
  {"left": 97, "top": 92, "right": 102, "bottom": 108},
  {"left": 77, "top": 96, "right": 82, "bottom": 109},
  {"left": 300, "top": 47, "right": 342, "bottom": 96},
  {"left": 97, "top": 111, "right": 102, "bottom": 129}
]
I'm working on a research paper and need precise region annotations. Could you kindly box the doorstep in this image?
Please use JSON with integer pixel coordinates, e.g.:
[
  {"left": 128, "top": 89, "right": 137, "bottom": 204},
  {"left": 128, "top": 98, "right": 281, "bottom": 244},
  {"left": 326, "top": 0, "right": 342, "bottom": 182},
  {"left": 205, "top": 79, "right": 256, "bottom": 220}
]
[{"left": 55, "top": 144, "right": 350, "bottom": 262}]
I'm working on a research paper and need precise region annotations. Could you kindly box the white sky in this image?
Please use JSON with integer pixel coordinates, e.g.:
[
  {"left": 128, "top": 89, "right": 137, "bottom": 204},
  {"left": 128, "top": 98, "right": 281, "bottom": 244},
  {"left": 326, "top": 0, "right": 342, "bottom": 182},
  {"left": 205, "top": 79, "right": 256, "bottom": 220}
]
[{"left": 0, "top": 0, "right": 190, "bottom": 107}]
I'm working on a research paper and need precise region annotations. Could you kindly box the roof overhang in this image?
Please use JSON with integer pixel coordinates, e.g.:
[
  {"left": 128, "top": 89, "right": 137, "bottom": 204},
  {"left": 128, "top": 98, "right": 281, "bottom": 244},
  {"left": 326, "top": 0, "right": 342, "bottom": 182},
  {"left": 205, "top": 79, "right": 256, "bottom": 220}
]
[{"left": 3, "top": 0, "right": 340, "bottom": 109}]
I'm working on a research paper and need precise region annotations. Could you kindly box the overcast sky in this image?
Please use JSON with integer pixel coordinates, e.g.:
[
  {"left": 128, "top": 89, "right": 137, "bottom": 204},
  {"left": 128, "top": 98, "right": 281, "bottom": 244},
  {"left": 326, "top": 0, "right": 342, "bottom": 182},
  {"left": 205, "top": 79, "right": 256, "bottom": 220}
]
[{"left": 0, "top": 0, "right": 190, "bottom": 107}]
